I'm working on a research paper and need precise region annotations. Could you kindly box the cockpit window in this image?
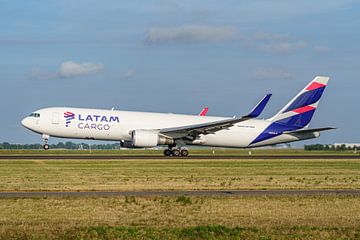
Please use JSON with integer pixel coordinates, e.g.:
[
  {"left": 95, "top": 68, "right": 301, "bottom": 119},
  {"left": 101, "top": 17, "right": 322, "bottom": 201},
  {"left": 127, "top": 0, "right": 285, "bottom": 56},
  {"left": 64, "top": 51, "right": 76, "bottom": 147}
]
[{"left": 29, "top": 113, "right": 40, "bottom": 118}]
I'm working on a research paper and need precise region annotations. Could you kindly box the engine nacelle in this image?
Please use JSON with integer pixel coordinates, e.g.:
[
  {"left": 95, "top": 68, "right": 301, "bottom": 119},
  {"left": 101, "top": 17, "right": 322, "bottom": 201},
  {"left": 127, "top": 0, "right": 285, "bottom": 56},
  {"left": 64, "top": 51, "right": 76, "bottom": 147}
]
[{"left": 131, "top": 130, "right": 174, "bottom": 148}]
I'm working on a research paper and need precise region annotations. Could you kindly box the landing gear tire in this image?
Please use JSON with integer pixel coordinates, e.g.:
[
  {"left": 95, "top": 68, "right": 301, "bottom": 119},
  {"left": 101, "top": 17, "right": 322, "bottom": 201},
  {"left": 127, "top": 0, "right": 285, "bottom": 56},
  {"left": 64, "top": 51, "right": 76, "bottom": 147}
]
[
  {"left": 172, "top": 149, "right": 180, "bottom": 157},
  {"left": 164, "top": 149, "right": 172, "bottom": 156},
  {"left": 163, "top": 144, "right": 189, "bottom": 157},
  {"left": 42, "top": 134, "right": 50, "bottom": 151},
  {"left": 180, "top": 149, "right": 189, "bottom": 157}
]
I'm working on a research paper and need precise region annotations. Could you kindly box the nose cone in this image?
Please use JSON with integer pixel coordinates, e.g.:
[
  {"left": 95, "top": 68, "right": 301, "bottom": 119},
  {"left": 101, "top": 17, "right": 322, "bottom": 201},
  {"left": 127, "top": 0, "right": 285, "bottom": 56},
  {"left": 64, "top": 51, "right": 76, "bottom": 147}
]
[{"left": 21, "top": 117, "right": 31, "bottom": 129}]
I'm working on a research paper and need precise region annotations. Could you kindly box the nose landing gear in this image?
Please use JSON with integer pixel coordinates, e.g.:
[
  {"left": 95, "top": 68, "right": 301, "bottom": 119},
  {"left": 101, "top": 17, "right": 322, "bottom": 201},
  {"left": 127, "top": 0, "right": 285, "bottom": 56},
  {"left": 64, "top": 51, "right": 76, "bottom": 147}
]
[{"left": 42, "top": 134, "right": 50, "bottom": 150}]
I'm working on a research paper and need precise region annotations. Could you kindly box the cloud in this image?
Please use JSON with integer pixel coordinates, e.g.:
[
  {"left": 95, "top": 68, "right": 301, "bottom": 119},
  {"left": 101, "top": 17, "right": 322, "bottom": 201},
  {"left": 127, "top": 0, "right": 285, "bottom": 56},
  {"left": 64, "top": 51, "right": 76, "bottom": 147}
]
[
  {"left": 122, "top": 69, "right": 136, "bottom": 79},
  {"left": 29, "top": 67, "right": 57, "bottom": 80},
  {"left": 145, "top": 25, "right": 238, "bottom": 44},
  {"left": 30, "top": 61, "right": 104, "bottom": 80},
  {"left": 260, "top": 41, "right": 307, "bottom": 53},
  {"left": 249, "top": 31, "right": 310, "bottom": 54},
  {"left": 253, "top": 67, "right": 293, "bottom": 80},
  {"left": 58, "top": 61, "right": 103, "bottom": 78}
]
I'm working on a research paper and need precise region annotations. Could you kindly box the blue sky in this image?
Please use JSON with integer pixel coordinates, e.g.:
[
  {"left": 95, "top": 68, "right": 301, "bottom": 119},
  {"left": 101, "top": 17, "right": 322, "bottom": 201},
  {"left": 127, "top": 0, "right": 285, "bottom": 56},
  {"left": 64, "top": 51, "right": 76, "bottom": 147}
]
[{"left": 1, "top": 0, "right": 359, "bottom": 145}]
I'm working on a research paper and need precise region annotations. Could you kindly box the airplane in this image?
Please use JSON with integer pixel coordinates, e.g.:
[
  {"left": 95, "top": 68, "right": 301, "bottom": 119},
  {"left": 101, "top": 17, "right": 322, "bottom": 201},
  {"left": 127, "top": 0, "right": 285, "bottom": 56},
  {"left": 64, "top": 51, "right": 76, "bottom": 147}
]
[{"left": 21, "top": 76, "right": 335, "bottom": 156}]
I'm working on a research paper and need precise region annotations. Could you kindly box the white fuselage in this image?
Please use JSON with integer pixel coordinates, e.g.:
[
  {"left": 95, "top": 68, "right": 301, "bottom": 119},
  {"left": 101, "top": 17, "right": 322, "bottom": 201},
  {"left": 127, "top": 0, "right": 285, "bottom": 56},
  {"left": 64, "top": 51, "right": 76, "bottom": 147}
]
[{"left": 21, "top": 107, "right": 311, "bottom": 148}]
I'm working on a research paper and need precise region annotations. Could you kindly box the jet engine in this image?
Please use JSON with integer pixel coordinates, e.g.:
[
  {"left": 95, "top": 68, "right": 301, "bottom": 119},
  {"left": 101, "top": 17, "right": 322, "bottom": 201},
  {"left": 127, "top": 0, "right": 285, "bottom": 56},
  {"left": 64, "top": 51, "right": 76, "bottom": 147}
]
[{"left": 131, "top": 130, "right": 174, "bottom": 147}]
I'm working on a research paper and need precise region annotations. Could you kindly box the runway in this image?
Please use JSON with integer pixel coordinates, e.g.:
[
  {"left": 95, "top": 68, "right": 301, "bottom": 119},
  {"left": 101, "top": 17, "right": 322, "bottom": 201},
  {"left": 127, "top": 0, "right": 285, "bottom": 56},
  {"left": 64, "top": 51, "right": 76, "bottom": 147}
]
[
  {"left": 0, "top": 154, "right": 359, "bottom": 160},
  {"left": 1, "top": 189, "right": 360, "bottom": 198}
]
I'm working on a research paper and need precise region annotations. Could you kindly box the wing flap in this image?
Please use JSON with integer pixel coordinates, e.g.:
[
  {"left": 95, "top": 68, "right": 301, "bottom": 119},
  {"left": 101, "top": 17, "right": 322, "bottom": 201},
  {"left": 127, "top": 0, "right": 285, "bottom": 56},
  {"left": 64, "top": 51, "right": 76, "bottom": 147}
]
[{"left": 160, "top": 116, "right": 247, "bottom": 138}]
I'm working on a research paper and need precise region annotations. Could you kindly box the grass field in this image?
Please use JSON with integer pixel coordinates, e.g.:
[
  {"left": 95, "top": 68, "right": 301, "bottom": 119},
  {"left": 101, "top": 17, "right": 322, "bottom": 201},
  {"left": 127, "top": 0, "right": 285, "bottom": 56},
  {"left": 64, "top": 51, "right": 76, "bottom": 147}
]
[
  {"left": 1, "top": 152, "right": 359, "bottom": 239},
  {"left": 0, "top": 195, "right": 359, "bottom": 239},
  {"left": 0, "top": 158, "right": 359, "bottom": 191}
]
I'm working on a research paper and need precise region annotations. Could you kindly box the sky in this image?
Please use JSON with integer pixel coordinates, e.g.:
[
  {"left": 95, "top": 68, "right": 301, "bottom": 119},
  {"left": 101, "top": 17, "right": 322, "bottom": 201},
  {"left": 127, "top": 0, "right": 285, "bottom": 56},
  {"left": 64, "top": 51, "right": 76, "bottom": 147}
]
[{"left": 0, "top": 0, "right": 359, "bottom": 145}]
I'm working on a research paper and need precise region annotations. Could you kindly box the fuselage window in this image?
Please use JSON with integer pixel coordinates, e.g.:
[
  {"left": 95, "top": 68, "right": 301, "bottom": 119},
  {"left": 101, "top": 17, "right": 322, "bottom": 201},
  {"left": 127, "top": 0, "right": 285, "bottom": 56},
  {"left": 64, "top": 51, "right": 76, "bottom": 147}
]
[{"left": 29, "top": 113, "right": 40, "bottom": 118}]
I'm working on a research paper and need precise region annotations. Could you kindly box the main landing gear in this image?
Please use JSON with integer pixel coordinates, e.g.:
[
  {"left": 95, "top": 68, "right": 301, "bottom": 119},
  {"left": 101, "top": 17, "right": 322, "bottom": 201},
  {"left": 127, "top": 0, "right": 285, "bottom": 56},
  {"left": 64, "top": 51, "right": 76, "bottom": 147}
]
[
  {"left": 42, "top": 134, "right": 50, "bottom": 150},
  {"left": 163, "top": 146, "right": 189, "bottom": 157}
]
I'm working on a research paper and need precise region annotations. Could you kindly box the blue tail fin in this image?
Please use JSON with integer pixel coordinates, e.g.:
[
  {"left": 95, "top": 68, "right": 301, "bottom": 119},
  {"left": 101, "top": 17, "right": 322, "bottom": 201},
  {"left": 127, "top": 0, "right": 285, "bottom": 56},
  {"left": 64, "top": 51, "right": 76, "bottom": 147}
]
[
  {"left": 250, "top": 76, "right": 329, "bottom": 145},
  {"left": 268, "top": 76, "right": 329, "bottom": 128}
]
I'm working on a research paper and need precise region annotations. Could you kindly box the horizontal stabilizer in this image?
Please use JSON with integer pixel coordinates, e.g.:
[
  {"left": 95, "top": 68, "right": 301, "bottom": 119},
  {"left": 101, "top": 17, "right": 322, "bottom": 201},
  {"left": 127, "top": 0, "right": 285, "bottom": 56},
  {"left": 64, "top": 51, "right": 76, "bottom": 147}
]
[
  {"left": 243, "top": 94, "right": 272, "bottom": 118},
  {"left": 284, "top": 127, "right": 336, "bottom": 135}
]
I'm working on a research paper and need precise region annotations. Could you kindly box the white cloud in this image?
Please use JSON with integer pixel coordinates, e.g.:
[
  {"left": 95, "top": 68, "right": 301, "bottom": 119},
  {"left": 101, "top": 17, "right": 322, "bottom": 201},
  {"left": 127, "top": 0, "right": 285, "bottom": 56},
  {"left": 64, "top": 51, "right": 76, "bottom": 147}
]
[
  {"left": 58, "top": 61, "right": 104, "bottom": 78},
  {"left": 29, "top": 61, "right": 104, "bottom": 80},
  {"left": 253, "top": 67, "right": 293, "bottom": 80},
  {"left": 145, "top": 25, "right": 238, "bottom": 44},
  {"left": 248, "top": 32, "right": 310, "bottom": 54},
  {"left": 122, "top": 69, "right": 135, "bottom": 79},
  {"left": 260, "top": 41, "right": 307, "bottom": 53}
]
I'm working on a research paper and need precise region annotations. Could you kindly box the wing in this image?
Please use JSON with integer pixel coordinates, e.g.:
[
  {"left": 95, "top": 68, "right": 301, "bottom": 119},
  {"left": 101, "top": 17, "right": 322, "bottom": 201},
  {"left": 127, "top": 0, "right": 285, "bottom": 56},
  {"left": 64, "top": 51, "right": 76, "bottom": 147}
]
[{"left": 160, "top": 94, "right": 272, "bottom": 139}]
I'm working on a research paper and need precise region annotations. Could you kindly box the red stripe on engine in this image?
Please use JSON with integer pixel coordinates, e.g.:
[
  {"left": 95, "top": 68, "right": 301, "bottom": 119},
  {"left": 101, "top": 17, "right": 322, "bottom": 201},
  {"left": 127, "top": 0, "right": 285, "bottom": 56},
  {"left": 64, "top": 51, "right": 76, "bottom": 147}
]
[
  {"left": 306, "top": 82, "right": 326, "bottom": 91},
  {"left": 292, "top": 105, "right": 315, "bottom": 114}
]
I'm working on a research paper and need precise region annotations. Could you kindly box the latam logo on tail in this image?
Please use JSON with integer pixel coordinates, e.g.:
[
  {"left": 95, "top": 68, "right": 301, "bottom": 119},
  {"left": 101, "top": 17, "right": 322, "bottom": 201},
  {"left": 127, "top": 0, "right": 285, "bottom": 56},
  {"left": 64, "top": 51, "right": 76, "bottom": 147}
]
[{"left": 64, "top": 111, "right": 75, "bottom": 127}]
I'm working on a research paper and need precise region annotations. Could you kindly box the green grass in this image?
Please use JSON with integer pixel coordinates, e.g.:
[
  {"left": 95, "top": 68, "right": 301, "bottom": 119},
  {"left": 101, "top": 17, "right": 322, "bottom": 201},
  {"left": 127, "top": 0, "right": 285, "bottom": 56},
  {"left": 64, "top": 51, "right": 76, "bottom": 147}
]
[
  {"left": 56, "top": 225, "right": 360, "bottom": 240},
  {"left": 0, "top": 153, "right": 359, "bottom": 239},
  {"left": 0, "top": 195, "right": 359, "bottom": 239},
  {"left": 176, "top": 195, "right": 192, "bottom": 205},
  {"left": 5, "top": 225, "right": 360, "bottom": 240},
  {"left": 0, "top": 158, "right": 359, "bottom": 191}
]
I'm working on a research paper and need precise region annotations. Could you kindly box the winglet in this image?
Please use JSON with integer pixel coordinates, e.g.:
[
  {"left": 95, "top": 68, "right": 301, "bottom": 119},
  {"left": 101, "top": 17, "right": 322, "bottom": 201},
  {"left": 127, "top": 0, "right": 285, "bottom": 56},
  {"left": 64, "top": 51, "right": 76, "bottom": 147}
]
[
  {"left": 243, "top": 94, "right": 272, "bottom": 118},
  {"left": 199, "top": 107, "right": 209, "bottom": 116}
]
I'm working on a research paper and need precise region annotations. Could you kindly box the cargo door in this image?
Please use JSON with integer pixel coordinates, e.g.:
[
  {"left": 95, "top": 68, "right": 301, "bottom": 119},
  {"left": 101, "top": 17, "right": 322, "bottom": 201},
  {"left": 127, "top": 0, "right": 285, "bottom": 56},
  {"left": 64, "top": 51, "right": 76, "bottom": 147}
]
[{"left": 52, "top": 112, "right": 59, "bottom": 124}]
